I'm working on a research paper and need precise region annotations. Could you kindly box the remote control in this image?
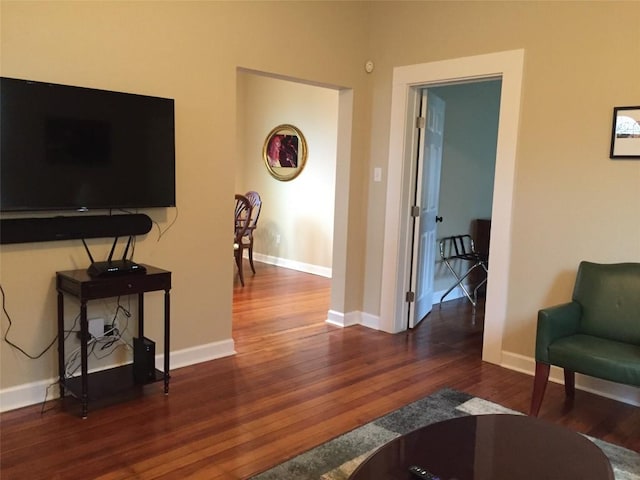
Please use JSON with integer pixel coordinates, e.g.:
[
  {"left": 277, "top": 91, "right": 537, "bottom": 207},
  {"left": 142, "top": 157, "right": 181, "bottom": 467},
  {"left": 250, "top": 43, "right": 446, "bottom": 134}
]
[{"left": 408, "top": 465, "right": 440, "bottom": 480}]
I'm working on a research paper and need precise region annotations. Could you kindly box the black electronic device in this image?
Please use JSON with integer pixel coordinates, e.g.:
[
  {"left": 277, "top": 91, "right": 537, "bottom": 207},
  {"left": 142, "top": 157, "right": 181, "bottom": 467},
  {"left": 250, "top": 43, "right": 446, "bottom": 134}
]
[
  {"left": 82, "top": 236, "right": 146, "bottom": 277},
  {"left": 133, "top": 336, "right": 156, "bottom": 384},
  {"left": 87, "top": 259, "right": 146, "bottom": 278},
  {"left": 0, "top": 213, "right": 152, "bottom": 245},
  {"left": 0, "top": 77, "right": 176, "bottom": 213},
  {"left": 408, "top": 465, "right": 441, "bottom": 480}
]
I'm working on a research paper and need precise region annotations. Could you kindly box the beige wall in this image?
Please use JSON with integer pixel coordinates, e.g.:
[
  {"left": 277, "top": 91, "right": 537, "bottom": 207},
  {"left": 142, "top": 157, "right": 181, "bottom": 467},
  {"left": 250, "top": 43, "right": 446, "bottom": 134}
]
[
  {"left": 1, "top": 1, "right": 639, "bottom": 406},
  {"left": 365, "top": 2, "right": 640, "bottom": 356},
  {"left": 0, "top": 1, "right": 370, "bottom": 398},
  {"left": 236, "top": 72, "right": 338, "bottom": 272}
]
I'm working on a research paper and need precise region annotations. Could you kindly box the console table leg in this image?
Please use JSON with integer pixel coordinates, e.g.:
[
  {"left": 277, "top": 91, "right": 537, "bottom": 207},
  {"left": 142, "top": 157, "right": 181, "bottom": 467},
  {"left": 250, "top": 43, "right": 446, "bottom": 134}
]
[
  {"left": 164, "top": 289, "right": 170, "bottom": 395},
  {"left": 138, "top": 292, "right": 144, "bottom": 338},
  {"left": 57, "top": 291, "right": 66, "bottom": 399},
  {"left": 80, "top": 301, "right": 89, "bottom": 419}
]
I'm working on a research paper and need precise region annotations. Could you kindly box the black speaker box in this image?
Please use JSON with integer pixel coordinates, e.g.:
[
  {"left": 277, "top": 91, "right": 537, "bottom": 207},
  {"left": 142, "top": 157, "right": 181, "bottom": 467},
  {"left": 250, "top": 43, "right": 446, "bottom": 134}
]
[
  {"left": 133, "top": 336, "right": 156, "bottom": 384},
  {"left": 0, "top": 214, "right": 152, "bottom": 245}
]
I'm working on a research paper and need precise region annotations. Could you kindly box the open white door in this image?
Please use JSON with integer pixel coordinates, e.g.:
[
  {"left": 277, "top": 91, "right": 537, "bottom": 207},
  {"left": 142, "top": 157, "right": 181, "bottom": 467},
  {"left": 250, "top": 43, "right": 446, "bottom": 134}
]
[{"left": 409, "top": 89, "right": 445, "bottom": 328}]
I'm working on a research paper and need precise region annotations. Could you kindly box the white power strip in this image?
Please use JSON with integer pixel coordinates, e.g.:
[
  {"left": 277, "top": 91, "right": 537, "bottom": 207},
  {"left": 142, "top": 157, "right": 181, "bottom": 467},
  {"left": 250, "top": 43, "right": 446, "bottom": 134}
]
[{"left": 88, "top": 318, "right": 104, "bottom": 340}]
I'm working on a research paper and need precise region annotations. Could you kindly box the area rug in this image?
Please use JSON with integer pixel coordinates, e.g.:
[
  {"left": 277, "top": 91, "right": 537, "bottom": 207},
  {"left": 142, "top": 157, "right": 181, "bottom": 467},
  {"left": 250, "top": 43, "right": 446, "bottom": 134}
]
[{"left": 250, "top": 388, "right": 640, "bottom": 480}]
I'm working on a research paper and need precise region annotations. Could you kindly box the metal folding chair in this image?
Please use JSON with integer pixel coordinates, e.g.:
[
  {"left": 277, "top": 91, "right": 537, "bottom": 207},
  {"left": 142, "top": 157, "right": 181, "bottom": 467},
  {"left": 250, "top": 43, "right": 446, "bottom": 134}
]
[{"left": 439, "top": 234, "right": 488, "bottom": 308}]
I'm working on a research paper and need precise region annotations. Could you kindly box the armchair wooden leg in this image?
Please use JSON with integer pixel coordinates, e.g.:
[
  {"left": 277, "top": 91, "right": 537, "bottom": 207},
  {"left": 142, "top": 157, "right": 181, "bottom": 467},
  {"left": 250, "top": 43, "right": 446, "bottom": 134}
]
[
  {"left": 530, "top": 361, "right": 550, "bottom": 417},
  {"left": 564, "top": 369, "right": 575, "bottom": 399}
]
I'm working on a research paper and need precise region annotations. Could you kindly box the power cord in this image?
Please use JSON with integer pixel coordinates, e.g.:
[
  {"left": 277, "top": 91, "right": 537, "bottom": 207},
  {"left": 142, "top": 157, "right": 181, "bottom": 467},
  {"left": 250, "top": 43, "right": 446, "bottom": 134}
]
[
  {"left": 63, "top": 296, "right": 133, "bottom": 375},
  {"left": 40, "top": 381, "right": 61, "bottom": 415},
  {"left": 154, "top": 207, "right": 178, "bottom": 241},
  {"left": 0, "top": 284, "right": 57, "bottom": 360},
  {"left": 117, "top": 207, "right": 179, "bottom": 242},
  {"left": 100, "top": 300, "right": 132, "bottom": 351},
  {"left": 0, "top": 280, "right": 136, "bottom": 412}
]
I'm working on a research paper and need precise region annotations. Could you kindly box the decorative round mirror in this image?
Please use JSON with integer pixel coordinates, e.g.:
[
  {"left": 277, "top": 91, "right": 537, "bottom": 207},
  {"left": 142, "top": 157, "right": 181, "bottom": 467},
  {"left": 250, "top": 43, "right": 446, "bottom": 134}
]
[{"left": 262, "top": 124, "right": 308, "bottom": 181}]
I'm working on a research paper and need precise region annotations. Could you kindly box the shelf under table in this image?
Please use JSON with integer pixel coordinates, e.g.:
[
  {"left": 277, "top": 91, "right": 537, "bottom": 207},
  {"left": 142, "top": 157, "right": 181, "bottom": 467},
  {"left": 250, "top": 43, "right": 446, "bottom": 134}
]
[{"left": 63, "top": 364, "right": 165, "bottom": 402}]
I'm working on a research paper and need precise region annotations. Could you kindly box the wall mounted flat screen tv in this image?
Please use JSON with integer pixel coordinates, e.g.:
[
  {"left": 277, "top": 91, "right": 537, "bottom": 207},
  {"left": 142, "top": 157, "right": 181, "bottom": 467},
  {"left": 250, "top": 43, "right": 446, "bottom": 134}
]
[{"left": 1, "top": 77, "right": 176, "bottom": 212}]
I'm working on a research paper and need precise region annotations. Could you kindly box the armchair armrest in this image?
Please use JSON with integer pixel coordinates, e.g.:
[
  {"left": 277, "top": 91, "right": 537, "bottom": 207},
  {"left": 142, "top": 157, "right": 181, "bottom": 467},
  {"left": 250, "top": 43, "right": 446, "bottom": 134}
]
[{"left": 535, "top": 301, "right": 582, "bottom": 363}]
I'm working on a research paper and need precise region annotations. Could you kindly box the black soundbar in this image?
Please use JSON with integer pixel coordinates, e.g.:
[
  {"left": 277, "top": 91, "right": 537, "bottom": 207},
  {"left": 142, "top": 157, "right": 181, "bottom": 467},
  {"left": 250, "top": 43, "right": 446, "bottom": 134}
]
[{"left": 0, "top": 214, "right": 153, "bottom": 245}]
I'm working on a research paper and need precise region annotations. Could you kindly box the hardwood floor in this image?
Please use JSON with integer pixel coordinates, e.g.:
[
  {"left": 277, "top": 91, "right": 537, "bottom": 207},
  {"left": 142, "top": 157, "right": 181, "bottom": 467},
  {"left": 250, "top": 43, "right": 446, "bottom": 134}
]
[{"left": 1, "top": 263, "right": 638, "bottom": 479}]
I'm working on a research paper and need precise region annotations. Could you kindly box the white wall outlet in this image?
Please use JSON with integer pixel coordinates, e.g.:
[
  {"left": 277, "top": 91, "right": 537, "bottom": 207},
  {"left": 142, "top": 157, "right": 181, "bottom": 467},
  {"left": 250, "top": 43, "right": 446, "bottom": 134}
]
[
  {"left": 88, "top": 318, "right": 104, "bottom": 340},
  {"left": 373, "top": 167, "right": 382, "bottom": 182},
  {"left": 275, "top": 234, "right": 281, "bottom": 245}
]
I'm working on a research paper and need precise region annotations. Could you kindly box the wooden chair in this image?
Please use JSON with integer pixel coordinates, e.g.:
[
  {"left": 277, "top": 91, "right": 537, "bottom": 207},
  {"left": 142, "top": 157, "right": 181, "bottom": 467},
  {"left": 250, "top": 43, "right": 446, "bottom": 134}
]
[
  {"left": 241, "top": 191, "right": 262, "bottom": 274},
  {"left": 234, "top": 194, "right": 252, "bottom": 286}
]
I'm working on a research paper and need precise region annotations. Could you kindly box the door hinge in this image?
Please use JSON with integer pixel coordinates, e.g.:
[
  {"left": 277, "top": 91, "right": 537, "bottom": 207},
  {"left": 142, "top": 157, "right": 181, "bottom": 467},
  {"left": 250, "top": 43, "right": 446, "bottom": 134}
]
[
  {"left": 416, "top": 116, "right": 426, "bottom": 129},
  {"left": 406, "top": 291, "right": 415, "bottom": 303},
  {"left": 410, "top": 205, "right": 420, "bottom": 218}
]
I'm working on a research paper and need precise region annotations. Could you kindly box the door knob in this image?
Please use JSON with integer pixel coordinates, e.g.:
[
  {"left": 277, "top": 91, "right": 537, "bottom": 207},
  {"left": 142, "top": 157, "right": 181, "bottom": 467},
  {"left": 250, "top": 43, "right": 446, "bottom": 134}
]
[{"left": 435, "top": 216, "right": 443, "bottom": 223}]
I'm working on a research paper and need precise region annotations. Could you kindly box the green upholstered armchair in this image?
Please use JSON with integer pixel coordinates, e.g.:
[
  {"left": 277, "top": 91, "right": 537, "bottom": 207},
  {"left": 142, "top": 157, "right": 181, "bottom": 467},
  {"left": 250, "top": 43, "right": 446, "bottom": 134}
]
[{"left": 530, "top": 261, "right": 640, "bottom": 416}]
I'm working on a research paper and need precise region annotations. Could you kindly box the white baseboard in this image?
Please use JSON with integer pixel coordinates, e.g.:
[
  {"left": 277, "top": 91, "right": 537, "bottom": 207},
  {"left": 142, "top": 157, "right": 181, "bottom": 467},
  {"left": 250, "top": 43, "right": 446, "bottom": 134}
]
[
  {"left": 359, "top": 312, "right": 381, "bottom": 330},
  {"left": 164, "top": 338, "right": 235, "bottom": 370},
  {"left": 0, "top": 378, "right": 59, "bottom": 414},
  {"left": 327, "top": 310, "right": 354, "bottom": 327},
  {"left": 325, "top": 290, "right": 465, "bottom": 333},
  {"left": 329, "top": 289, "right": 466, "bottom": 333},
  {"left": 251, "top": 252, "right": 332, "bottom": 278},
  {"left": 0, "top": 338, "right": 236, "bottom": 413},
  {"left": 326, "top": 309, "right": 345, "bottom": 327},
  {"left": 501, "top": 350, "right": 640, "bottom": 407}
]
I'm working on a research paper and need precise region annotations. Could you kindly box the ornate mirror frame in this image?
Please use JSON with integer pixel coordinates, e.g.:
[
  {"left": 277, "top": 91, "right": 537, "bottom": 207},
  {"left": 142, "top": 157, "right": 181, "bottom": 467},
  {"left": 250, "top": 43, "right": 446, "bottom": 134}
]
[{"left": 262, "top": 124, "right": 308, "bottom": 181}]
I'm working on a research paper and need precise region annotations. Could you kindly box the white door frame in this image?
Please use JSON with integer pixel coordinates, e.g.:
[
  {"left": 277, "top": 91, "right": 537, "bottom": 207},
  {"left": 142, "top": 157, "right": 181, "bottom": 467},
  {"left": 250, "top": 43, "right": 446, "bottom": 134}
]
[{"left": 379, "top": 49, "right": 525, "bottom": 365}]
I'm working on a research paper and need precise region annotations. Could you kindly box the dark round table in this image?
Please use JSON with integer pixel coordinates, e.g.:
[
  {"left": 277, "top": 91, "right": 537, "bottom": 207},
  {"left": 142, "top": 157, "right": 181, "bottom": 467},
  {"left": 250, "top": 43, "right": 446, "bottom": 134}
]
[{"left": 348, "top": 414, "right": 614, "bottom": 480}]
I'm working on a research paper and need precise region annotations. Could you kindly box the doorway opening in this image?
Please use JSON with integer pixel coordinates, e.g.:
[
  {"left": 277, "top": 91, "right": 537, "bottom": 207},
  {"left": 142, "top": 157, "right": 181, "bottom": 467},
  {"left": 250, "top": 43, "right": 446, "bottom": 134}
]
[
  {"left": 379, "top": 49, "right": 525, "bottom": 366},
  {"left": 409, "top": 80, "right": 502, "bottom": 331},
  {"left": 234, "top": 68, "right": 354, "bottom": 342}
]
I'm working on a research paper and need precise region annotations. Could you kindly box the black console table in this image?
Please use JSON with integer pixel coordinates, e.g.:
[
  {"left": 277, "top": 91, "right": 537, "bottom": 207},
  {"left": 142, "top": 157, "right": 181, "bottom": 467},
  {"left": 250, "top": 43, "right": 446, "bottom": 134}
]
[{"left": 56, "top": 265, "right": 171, "bottom": 418}]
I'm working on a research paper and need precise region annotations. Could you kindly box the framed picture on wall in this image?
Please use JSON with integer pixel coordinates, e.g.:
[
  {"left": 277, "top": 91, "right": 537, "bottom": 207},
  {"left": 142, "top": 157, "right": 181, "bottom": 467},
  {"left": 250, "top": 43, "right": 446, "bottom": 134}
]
[
  {"left": 610, "top": 106, "right": 640, "bottom": 159},
  {"left": 262, "top": 124, "right": 308, "bottom": 181}
]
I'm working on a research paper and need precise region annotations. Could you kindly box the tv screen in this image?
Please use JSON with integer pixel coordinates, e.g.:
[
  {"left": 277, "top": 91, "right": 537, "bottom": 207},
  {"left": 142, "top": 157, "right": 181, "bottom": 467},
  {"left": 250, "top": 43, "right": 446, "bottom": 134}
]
[{"left": 0, "top": 77, "right": 176, "bottom": 212}]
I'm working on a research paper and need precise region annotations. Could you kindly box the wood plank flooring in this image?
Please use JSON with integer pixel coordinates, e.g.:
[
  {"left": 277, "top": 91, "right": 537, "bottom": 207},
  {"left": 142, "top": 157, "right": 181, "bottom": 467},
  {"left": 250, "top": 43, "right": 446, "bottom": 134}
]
[{"left": 1, "top": 263, "right": 638, "bottom": 479}]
